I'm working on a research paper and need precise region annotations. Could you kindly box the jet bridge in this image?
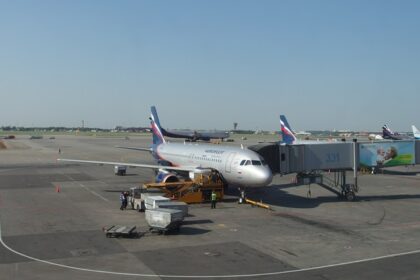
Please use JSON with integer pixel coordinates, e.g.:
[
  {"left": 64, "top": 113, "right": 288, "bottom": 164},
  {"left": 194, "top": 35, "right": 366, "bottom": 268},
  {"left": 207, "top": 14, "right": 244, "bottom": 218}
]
[
  {"left": 249, "top": 142, "right": 356, "bottom": 174},
  {"left": 249, "top": 140, "right": 418, "bottom": 201}
]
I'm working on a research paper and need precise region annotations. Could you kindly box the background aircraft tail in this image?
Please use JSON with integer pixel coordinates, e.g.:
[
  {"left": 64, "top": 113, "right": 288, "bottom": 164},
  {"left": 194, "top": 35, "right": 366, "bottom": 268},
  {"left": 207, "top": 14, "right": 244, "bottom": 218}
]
[
  {"left": 280, "top": 115, "right": 297, "bottom": 144},
  {"left": 382, "top": 124, "right": 395, "bottom": 139},
  {"left": 150, "top": 106, "right": 166, "bottom": 145},
  {"left": 412, "top": 125, "right": 420, "bottom": 139}
]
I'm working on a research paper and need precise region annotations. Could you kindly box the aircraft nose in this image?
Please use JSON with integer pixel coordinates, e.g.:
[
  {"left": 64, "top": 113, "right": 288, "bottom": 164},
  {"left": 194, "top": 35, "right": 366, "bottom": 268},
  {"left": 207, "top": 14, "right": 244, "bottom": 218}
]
[{"left": 254, "top": 167, "right": 273, "bottom": 187}]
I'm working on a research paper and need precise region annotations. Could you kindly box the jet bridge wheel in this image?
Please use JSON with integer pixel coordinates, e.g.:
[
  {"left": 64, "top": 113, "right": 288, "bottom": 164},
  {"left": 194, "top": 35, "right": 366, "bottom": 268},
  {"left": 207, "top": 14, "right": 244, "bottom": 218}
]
[
  {"left": 342, "top": 184, "right": 356, "bottom": 201},
  {"left": 344, "top": 191, "right": 355, "bottom": 201}
]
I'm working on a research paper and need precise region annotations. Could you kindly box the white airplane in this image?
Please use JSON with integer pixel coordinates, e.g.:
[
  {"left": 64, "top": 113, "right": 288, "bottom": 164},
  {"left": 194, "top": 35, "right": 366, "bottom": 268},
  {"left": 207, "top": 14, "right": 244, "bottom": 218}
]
[
  {"left": 58, "top": 107, "right": 272, "bottom": 189},
  {"left": 412, "top": 125, "right": 420, "bottom": 140},
  {"left": 368, "top": 133, "right": 384, "bottom": 141}
]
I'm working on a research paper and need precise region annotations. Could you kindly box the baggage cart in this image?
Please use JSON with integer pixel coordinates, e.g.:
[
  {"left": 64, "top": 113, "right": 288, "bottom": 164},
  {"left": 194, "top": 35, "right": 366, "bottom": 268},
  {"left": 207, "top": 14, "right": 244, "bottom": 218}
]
[{"left": 103, "top": 225, "right": 137, "bottom": 238}]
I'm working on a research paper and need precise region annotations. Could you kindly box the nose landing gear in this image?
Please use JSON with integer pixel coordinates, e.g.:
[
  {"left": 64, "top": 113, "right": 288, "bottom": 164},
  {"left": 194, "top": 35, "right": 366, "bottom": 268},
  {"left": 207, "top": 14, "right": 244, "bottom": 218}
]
[{"left": 238, "top": 187, "right": 246, "bottom": 204}]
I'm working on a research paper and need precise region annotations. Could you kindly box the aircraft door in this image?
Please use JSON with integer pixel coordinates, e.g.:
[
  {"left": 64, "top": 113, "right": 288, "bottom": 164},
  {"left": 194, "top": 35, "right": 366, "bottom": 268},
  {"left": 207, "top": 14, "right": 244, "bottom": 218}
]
[
  {"left": 225, "top": 152, "right": 236, "bottom": 173},
  {"left": 279, "top": 145, "right": 289, "bottom": 174}
]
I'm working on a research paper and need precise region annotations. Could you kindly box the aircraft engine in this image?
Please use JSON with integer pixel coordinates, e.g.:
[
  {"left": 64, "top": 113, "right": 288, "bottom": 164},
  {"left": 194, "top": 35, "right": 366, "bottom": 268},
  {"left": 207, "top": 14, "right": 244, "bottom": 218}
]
[{"left": 155, "top": 170, "right": 179, "bottom": 183}]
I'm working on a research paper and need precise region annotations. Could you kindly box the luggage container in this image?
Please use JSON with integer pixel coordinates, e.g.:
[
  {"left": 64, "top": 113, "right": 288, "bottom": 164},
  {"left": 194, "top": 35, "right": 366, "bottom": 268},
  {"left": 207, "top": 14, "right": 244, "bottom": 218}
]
[
  {"left": 144, "top": 196, "right": 171, "bottom": 210},
  {"left": 157, "top": 201, "right": 188, "bottom": 217},
  {"left": 145, "top": 208, "right": 184, "bottom": 233}
]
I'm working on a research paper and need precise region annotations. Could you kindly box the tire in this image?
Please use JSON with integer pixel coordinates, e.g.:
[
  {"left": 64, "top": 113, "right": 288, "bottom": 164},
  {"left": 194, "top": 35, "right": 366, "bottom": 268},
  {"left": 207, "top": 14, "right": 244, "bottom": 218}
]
[{"left": 345, "top": 191, "right": 355, "bottom": 201}]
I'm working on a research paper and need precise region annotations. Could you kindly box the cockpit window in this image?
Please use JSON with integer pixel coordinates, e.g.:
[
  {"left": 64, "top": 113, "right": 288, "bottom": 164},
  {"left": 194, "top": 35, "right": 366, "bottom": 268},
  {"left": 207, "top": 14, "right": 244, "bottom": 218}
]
[{"left": 242, "top": 159, "right": 267, "bottom": 166}]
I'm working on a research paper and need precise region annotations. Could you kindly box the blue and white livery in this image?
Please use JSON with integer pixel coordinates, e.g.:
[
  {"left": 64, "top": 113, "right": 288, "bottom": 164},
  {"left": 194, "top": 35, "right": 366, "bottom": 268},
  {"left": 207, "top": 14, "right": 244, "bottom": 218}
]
[{"left": 59, "top": 107, "right": 272, "bottom": 188}]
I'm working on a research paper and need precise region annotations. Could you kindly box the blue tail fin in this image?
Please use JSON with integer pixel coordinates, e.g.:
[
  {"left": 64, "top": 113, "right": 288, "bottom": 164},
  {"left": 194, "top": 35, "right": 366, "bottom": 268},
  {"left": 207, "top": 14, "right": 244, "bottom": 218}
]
[
  {"left": 150, "top": 106, "right": 166, "bottom": 145},
  {"left": 280, "top": 115, "right": 297, "bottom": 144}
]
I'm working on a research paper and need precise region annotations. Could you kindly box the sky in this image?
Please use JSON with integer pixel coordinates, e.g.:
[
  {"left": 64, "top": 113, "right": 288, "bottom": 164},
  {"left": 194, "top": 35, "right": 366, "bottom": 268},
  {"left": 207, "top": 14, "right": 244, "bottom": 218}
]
[{"left": 0, "top": 0, "right": 419, "bottom": 132}]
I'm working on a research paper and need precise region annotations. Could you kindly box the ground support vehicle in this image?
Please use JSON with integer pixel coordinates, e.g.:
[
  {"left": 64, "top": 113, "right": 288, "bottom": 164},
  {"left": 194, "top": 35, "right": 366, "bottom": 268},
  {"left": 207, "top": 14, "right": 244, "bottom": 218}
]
[{"left": 143, "top": 171, "right": 224, "bottom": 203}]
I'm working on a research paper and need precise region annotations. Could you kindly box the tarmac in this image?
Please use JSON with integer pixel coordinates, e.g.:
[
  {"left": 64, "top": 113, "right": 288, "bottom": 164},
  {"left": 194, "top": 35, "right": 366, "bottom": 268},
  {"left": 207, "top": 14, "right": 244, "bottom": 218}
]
[{"left": 1, "top": 135, "right": 420, "bottom": 279}]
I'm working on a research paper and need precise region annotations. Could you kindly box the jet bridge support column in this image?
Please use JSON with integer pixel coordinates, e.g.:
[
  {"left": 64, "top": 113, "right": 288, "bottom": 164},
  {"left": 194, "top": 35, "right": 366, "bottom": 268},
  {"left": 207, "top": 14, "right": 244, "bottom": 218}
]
[
  {"left": 340, "top": 170, "right": 358, "bottom": 201},
  {"left": 335, "top": 139, "right": 359, "bottom": 201},
  {"left": 353, "top": 139, "right": 358, "bottom": 192},
  {"left": 319, "top": 170, "right": 358, "bottom": 201}
]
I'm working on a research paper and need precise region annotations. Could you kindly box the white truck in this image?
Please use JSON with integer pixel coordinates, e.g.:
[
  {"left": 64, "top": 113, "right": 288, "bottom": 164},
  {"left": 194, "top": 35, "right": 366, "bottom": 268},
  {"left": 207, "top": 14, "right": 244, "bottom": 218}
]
[{"left": 128, "top": 187, "right": 165, "bottom": 212}]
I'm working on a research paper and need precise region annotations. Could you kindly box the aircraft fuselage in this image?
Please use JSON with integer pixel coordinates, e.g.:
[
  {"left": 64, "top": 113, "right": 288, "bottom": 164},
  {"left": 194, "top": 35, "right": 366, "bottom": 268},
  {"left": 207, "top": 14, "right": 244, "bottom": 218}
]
[{"left": 155, "top": 142, "right": 273, "bottom": 187}]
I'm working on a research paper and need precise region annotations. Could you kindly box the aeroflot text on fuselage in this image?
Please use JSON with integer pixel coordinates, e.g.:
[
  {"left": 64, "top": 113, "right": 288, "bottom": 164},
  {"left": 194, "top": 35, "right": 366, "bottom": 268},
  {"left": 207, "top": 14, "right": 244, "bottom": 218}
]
[{"left": 205, "top": 149, "right": 225, "bottom": 154}]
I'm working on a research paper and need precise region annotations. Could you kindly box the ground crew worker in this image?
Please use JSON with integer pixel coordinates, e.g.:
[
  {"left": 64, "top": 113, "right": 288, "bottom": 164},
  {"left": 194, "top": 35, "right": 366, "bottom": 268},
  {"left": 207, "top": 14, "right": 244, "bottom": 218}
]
[
  {"left": 120, "top": 192, "right": 125, "bottom": 210},
  {"left": 123, "top": 191, "right": 129, "bottom": 209},
  {"left": 211, "top": 190, "right": 217, "bottom": 209}
]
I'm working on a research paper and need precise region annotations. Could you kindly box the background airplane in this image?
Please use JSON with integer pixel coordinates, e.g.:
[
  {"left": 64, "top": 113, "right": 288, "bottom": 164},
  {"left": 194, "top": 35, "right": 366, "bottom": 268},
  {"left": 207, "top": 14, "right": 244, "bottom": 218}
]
[
  {"left": 151, "top": 106, "right": 229, "bottom": 142},
  {"left": 412, "top": 125, "right": 420, "bottom": 140},
  {"left": 368, "top": 124, "right": 414, "bottom": 141},
  {"left": 59, "top": 107, "right": 272, "bottom": 189},
  {"left": 368, "top": 133, "right": 384, "bottom": 140},
  {"left": 381, "top": 124, "right": 411, "bottom": 140}
]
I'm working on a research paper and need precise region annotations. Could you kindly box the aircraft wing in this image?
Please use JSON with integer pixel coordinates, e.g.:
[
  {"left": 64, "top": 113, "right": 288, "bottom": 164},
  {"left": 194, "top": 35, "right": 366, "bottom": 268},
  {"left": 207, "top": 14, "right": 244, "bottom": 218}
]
[
  {"left": 115, "top": 146, "right": 152, "bottom": 152},
  {"left": 57, "top": 158, "right": 197, "bottom": 172}
]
